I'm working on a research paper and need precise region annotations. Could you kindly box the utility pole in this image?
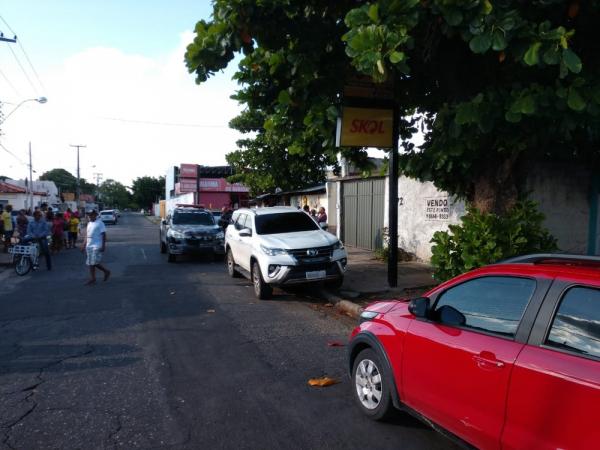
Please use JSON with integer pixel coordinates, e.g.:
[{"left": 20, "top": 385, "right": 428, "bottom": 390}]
[
  {"left": 93, "top": 172, "right": 103, "bottom": 203},
  {"left": 70, "top": 144, "right": 86, "bottom": 204},
  {"left": 28, "top": 141, "right": 33, "bottom": 212}
]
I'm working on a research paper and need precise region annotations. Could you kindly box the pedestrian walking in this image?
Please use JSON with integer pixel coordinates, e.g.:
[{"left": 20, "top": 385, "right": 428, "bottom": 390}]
[
  {"left": 2, "top": 205, "right": 14, "bottom": 252},
  {"left": 26, "top": 210, "right": 52, "bottom": 270},
  {"left": 81, "top": 210, "right": 110, "bottom": 285},
  {"left": 68, "top": 212, "right": 80, "bottom": 249}
]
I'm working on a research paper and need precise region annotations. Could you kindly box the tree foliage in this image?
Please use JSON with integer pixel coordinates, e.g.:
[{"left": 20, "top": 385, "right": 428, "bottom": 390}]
[
  {"left": 186, "top": 1, "right": 600, "bottom": 211},
  {"left": 185, "top": 1, "right": 363, "bottom": 194},
  {"left": 98, "top": 179, "right": 131, "bottom": 208},
  {"left": 131, "top": 176, "right": 164, "bottom": 209},
  {"left": 39, "top": 168, "right": 96, "bottom": 195}
]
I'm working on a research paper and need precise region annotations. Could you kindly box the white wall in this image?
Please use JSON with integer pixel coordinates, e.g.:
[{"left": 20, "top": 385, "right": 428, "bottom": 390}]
[
  {"left": 383, "top": 176, "right": 465, "bottom": 261},
  {"left": 164, "top": 192, "right": 195, "bottom": 216},
  {"left": 290, "top": 193, "right": 328, "bottom": 212},
  {"left": 0, "top": 193, "right": 47, "bottom": 211}
]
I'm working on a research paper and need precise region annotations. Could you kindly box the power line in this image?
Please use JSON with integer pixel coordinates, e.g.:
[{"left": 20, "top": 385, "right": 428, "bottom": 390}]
[
  {"left": 0, "top": 66, "right": 21, "bottom": 97},
  {"left": 0, "top": 15, "right": 46, "bottom": 92},
  {"left": 5, "top": 43, "right": 38, "bottom": 95},
  {"left": 0, "top": 141, "right": 26, "bottom": 165}
]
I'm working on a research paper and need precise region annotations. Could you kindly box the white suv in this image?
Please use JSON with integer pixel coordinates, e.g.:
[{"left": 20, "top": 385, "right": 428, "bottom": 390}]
[{"left": 225, "top": 207, "right": 347, "bottom": 299}]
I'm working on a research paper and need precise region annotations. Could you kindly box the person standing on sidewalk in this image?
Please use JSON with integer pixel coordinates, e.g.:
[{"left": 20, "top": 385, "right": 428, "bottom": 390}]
[
  {"left": 81, "top": 210, "right": 110, "bottom": 285},
  {"left": 1, "top": 205, "right": 14, "bottom": 252},
  {"left": 26, "top": 210, "right": 52, "bottom": 270}
]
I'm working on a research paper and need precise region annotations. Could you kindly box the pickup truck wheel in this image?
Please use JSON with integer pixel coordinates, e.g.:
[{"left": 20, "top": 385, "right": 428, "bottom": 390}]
[
  {"left": 325, "top": 275, "right": 344, "bottom": 290},
  {"left": 226, "top": 249, "right": 241, "bottom": 278},
  {"left": 352, "top": 348, "right": 395, "bottom": 421},
  {"left": 252, "top": 261, "right": 272, "bottom": 300},
  {"left": 160, "top": 235, "right": 166, "bottom": 254},
  {"left": 167, "top": 250, "right": 176, "bottom": 263}
]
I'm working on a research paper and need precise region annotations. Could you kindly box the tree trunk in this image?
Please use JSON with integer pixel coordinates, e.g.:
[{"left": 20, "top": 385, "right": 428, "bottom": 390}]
[{"left": 471, "top": 156, "right": 519, "bottom": 215}]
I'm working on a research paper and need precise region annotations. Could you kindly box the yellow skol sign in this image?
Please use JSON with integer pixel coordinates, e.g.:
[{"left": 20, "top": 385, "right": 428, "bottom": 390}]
[{"left": 338, "top": 107, "right": 394, "bottom": 148}]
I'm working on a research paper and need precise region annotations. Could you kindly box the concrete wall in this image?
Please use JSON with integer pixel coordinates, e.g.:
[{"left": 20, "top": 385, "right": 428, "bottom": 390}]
[
  {"left": 0, "top": 193, "right": 47, "bottom": 211},
  {"left": 164, "top": 193, "right": 195, "bottom": 217},
  {"left": 326, "top": 181, "right": 338, "bottom": 235},
  {"left": 527, "top": 163, "right": 592, "bottom": 254},
  {"left": 383, "top": 176, "right": 466, "bottom": 261}
]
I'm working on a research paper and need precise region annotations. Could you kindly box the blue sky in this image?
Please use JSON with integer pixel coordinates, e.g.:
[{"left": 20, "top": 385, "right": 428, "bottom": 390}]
[
  {"left": 1, "top": 1, "right": 212, "bottom": 67},
  {"left": 1, "top": 1, "right": 246, "bottom": 185}
]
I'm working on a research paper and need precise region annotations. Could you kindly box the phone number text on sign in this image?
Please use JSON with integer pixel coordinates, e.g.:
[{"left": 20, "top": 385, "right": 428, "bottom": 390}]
[{"left": 425, "top": 197, "right": 450, "bottom": 221}]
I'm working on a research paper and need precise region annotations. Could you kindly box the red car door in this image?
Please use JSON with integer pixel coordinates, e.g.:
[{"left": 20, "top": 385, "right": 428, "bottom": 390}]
[
  {"left": 502, "top": 283, "right": 600, "bottom": 449},
  {"left": 402, "top": 276, "right": 538, "bottom": 449}
]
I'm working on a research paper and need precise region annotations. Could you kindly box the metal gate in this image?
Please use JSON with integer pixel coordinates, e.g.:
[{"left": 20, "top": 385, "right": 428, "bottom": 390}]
[{"left": 342, "top": 178, "right": 385, "bottom": 250}]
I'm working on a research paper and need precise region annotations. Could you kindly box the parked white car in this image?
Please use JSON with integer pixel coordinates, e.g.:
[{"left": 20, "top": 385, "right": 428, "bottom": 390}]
[
  {"left": 225, "top": 207, "right": 347, "bottom": 299},
  {"left": 100, "top": 209, "right": 118, "bottom": 225}
]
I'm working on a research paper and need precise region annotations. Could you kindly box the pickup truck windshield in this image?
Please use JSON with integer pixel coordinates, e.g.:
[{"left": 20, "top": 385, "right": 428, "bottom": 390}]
[
  {"left": 255, "top": 212, "right": 319, "bottom": 235},
  {"left": 173, "top": 211, "right": 214, "bottom": 225}
]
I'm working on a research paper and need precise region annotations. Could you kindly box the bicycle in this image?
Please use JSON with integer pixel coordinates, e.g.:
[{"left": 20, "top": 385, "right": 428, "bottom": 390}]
[{"left": 8, "top": 238, "right": 41, "bottom": 276}]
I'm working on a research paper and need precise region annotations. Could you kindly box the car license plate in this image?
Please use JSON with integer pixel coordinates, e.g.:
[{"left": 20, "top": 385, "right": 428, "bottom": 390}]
[{"left": 306, "top": 270, "right": 326, "bottom": 280}]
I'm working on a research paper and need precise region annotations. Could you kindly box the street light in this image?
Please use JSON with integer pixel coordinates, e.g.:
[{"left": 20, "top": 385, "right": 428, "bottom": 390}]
[{"left": 1, "top": 96, "right": 48, "bottom": 125}]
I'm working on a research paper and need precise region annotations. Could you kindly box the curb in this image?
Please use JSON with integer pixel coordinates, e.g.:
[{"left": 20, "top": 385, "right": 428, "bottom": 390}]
[
  {"left": 144, "top": 215, "right": 161, "bottom": 225},
  {"left": 320, "top": 290, "right": 363, "bottom": 319}
]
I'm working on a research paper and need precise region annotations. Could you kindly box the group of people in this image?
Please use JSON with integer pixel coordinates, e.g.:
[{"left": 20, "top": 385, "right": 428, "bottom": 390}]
[
  {"left": 302, "top": 204, "right": 327, "bottom": 228},
  {"left": 1, "top": 205, "right": 81, "bottom": 254},
  {"left": 0, "top": 204, "right": 110, "bottom": 285}
]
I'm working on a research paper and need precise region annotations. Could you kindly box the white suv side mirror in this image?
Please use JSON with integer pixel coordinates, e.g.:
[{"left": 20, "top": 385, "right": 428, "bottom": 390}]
[{"left": 239, "top": 228, "right": 252, "bottom": 237}]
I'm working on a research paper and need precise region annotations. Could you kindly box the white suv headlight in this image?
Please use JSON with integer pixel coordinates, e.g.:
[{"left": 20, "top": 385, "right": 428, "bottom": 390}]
[
  {"left": 333, "top": 240, "right": 344, "bottom": 250},
  {"left": 260, "top": 245, "right": 288, "bottom": 256},
  {"left": 168, "top": 230, "right": 185, "bottom": 239}
]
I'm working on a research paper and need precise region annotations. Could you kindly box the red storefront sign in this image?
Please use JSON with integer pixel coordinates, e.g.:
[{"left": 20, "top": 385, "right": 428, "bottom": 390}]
[
  {"left": 199, "top": 178, "right": 249, "bottom": 193},
  {"left": 180, "top": 164, "right": 197, "bottom": 179}
]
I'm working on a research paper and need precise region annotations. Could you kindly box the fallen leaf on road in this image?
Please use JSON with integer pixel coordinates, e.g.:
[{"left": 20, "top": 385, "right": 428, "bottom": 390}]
[
  {"left": 308, "top": 377, "right": 340, "bottom": 387},
  {"left": 327, "top": 341, "right": 345, "bottom": 347},
  {"left": 207, "top": 309, "right": 216, "bottom": 313}
]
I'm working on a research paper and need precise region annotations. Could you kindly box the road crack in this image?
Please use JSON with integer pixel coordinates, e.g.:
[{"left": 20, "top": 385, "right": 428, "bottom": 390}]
[{"left": 0, "top": 345, "right": 95, "bottom": 449}]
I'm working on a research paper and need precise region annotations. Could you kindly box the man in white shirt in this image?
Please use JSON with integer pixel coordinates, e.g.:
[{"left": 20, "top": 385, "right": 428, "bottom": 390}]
[{"left": 81, "top": 210, "right": 111, "bottom": 285}]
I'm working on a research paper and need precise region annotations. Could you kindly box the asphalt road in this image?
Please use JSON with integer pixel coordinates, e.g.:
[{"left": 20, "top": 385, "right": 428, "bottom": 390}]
[{"left": 0, "top": 213, "right": 457, "bottom": 450}]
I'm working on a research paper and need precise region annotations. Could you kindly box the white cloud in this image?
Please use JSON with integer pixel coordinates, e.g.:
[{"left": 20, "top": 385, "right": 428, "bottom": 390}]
[{"left": 2, "top": 31, "right": 244, "bottom": 186}]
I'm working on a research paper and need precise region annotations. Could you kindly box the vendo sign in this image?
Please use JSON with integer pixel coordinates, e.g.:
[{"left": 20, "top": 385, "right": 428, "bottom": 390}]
[{"left": 337, "top": 107, "right": 393, "bottom": 148}]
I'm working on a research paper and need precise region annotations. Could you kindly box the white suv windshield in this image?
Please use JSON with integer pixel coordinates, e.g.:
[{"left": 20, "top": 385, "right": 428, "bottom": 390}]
[{"left": 255, "top": 212, "right": 319, "bottom": 235}]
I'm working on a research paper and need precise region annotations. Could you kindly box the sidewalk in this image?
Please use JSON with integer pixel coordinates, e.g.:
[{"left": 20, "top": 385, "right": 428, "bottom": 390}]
[{"left": 338, "top": 246, "right": 437, "bottom": 301}]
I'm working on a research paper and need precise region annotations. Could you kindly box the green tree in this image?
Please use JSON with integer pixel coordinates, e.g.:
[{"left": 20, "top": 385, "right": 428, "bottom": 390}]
[
  {"left": 39, "top": 168, "right": 78, "bottom": 193},
  {"left": 186, "top": 1, "right": 362, "bottom": 194},
  {"left": 131, "top": 176, "right": 164, "bottom": 210},
  {"left": 99, "top": 179, "right": 131, "bottom": 208},
  {"left": 186, "top": 1, "right": 600, "bottom": 213}
]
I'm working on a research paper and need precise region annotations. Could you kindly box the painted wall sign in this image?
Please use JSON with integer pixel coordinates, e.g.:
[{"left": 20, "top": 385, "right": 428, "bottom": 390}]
[
  {"left": 425, "top": 197, "right": 450, "bottom": 221},
  {"left": 338, "top": 107, "right": 394, "bottom": 148}
]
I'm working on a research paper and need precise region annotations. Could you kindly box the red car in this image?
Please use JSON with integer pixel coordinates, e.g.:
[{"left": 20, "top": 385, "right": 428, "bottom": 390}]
[{"left": 349, "top": 254, "right": 600, "bottom": 449}]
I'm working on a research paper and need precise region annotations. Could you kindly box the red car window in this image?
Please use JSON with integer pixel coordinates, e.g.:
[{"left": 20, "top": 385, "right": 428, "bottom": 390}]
[
  {"left": 434, "top": 276, "right": 536, "bottom": 337},
  {"left": 546, "top": 286, "right": 600, "bottom": 359}
]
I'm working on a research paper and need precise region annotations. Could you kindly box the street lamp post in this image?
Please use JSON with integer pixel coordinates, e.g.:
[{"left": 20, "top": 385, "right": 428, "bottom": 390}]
[
  {"left": 0, "top": 96, "right": 47, "bottom": 126},
  {"left": 0, "top": 96, "right": 47, "bottom": 212}
]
